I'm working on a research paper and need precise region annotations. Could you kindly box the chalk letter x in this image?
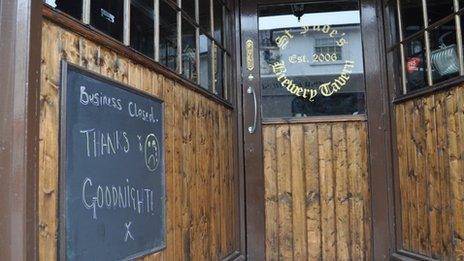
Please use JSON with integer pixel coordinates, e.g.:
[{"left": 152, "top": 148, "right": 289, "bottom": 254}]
[{"left": 124, "top": 222, "right": 134, "bottom": 242}]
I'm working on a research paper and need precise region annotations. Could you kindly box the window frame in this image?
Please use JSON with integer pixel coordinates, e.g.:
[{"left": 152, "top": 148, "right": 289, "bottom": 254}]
[
  {"left": 385, "top": 0, "right": 464, "bottom": 101},
  {"left": 43, "top": 0, "right": 235, "bottom": 103}
]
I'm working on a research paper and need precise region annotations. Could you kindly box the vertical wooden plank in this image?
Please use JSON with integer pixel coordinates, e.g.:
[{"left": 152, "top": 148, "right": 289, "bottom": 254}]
[
  {"left": 99, "top": 49, "right": 117, "bottom": 79},
  {"left": 225, "top": 109, "right": 234, "bottom": 254},
  {"left": 435, "top": 92, "right": 453, "bottom": 260},
  {"left": 200, "top": 97, "right": 209, "bottom": 260},
  {"left": 303, "top": 124, "right": 322, "bottom": 260},
  {"left": 276, "top": 125, "right": 293, "bottom": 260},
  {"left": 128, "top": 62, "right": 142, "bottom": 90},
  {"left": 347, "top": 122, "right": 364, "bottom": 260},
  {"left": 78, "top": 38, "right": 101, "bottom": 74},
  {"left": 416, "top": 99, "right": 431, "bottom": 256},
  {"left": 113, "top": 55, "right": 128, "bottom": 83},
  {"left": 405, "top": 101, "right": 418, "bottom": 253},
  {"left": 152, "top": 74, "right": 163, "bottom": 98},
  {"left": 140, "top": 67, "right": 153, "bottom": 93},
  {"left": 219, "top": 105, "right": 227, "bottom": 256},
  {"left": 290, "top": 125, "right": 307, "bottom": 260},
  {"left": 163, "top": 78, "right": 175, "bottom": 261},
  {"left": 203, "top": 100, "right": 212, "bottom": 259},
  {"left": 210, "top": 106, "right": 221, "bottom": 260},
  {"left": 225, "top": 109, "right": 239, "bottom": 253},
  {"left": 447, "top": 90, "right": 464, "bottom": 260},
  {"left": 455, "top": 86, "right": 464, "bottom": 260},
  {"left": 170, "top": 82, "right": 183, "bottom": 261},
  {"left": 318, "top": 124, "right": 336, "bottom": 261},
  {"left": 359, "top": 122, "right": 371, "bottom": 260},
  {"left": 61, "top": 29, "right": 80, "bottom": 64},
  {"left": 263, "top": 126, "right": 279, "bottom": 260},
  {"left": 424, "top": 96, "right": 441, "bottom": 258},
  {"left": 395, "top": 104, "right": 411, "bottom": 251},
  {"left": 191, "top": 95, "right": 202, "bottom": 261},
  {"left": 333, "top": 123, "right": 350, "bottom": 261},
  {"left": 182, "top": 88, "right": 194, "bottom": 261},
  {"left": 39, "top": 21, "right": 60, "bottom": 261}
]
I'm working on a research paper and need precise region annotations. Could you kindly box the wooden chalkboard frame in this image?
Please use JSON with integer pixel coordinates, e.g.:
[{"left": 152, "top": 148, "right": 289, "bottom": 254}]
[{"left": 58, "top": 60, "right": 166, "bottom": 261}]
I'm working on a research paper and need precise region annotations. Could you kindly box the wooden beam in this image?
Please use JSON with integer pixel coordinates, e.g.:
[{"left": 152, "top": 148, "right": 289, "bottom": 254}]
[{"left": 0, "top": 0, "right": 42, "bottom": 260}]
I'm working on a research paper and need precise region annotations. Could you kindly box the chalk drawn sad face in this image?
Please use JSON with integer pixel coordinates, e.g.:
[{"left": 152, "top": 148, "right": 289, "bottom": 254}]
[{"left": 144, "top": 134, "right": 160, "bottom": 172}]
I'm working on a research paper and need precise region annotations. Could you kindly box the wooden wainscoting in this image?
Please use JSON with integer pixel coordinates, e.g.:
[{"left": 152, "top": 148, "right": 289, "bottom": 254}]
[
  {"left": 39, "top": 20, "right": 240, "bottom": 260},
  {"left": 395, "top": 85, "right": 464, "bottom": 260},
  {"left": 262, "top": 121, "right": 372, "bottom": 260}
]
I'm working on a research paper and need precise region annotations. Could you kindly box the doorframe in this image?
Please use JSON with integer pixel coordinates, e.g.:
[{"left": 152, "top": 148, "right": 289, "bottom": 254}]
[
  {"left": 239, "top": 0, "right": 267, "bottom": 260},
  {"left": 238, "top": 0, "right": 395, "bottom": 259},
  {"left": 0, "top": 0, "right": 42, "bottom": 259},
  {"left": 360, "top": 0, "right": 396, "bottom": 259}
]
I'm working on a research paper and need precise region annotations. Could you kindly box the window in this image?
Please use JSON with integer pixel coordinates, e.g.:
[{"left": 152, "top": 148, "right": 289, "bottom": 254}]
[
  {"left": 90, "top": 0, "right": 124, "bottom": 41},
  {"left": 45, "top": 0, "right": 82, "bottom": 20},
  {"left": 44, "top": 0, "right": 234, "bottom": 102},
  {"left": 159, "top": 0, "right": 178, "bottom": 71},
  {"left": 199, "top": 33, "right": 212, "bottom": 90},
  {"left": 182, "top": 18, "right": 197, "bottom": 82},
  {"left": 258, "top": 1, "right": 366, "bottom": 118},
  {"left": 386, "top": 0, "right": 463, "bottom": 97},
  {"left": 314, "top": 38, "right": 343, "bottom": 62},
  {"left": 130, "top": 0, "right": 154, "bottom": 58}
]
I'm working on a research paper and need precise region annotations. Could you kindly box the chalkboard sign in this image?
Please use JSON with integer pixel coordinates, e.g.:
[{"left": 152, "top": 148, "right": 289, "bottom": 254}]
[{"left": 59, "top": 62, "right": 165, "bottom": 261}]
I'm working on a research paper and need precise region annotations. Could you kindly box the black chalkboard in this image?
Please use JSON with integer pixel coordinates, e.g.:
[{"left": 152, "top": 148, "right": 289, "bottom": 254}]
[{"left": 59, "top": 62, "right": 165, "bottom": 261}]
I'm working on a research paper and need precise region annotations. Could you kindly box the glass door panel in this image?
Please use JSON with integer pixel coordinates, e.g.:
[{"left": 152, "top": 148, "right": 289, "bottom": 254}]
[{"left": 258, "top": 1, "right": 366, "bottom": 118}]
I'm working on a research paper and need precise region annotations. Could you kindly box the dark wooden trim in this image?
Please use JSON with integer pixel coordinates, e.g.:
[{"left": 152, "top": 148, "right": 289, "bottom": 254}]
[
  {"left": 233, "top": 0, "right": 248, "bottom": 257},
  {"left": 393, "top": 76, "right": 464, "bottom": 104},
  {"left": 0, "top": 0, "right": 42, "bottom": 259},
  {"left": 262, "top": 115, "right": 367, "bottom": 125},
  {"left": 240, "top": 0, "right": 267, "bottom": 260},
  {"left": 392, "top": 250, "right": 440, "bottom": 261},
  {"left": 221, "top": 250, "right": 243, "bottom": 261},
  {"left": 232, "top": 255, "right": 246, "bottom": 261},
  {"left": 361, "top": 0, "right": 395, "bottom": 259},
  {"left": 42, "top": 4, "right": 234, "bottom": 110}
]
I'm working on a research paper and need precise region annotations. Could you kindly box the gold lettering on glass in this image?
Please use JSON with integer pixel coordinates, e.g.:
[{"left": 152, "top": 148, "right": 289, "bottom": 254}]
[
  {"left": 246, "top": 39, "right": 255, "bottom": 71},
  {"left": 270, "top": 25, "right": 355, "bottom": 101}
]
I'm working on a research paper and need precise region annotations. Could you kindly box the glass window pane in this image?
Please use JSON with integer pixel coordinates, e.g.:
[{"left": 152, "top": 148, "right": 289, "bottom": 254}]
[
  {"left": 199, "top": 0, "right": 211, "bottom": 34},
  {"left": 401, "top": 0, "right": 424, "bottom": 37},
  {"left": 213, "top": 0, "right": 223, "bottom": 44},
  {"left": 214, "top": 45, "right": 224, "bottom": 97},
  {"left": 404, "top": 36, "right": 428, "bottom": 91},
  {"left": 430, "top": 19, "right": 459, "bottom": 84},
  {"left": 426, "top": 0, "right": 455, "bottom": 25},
  {"left": 90, "top": 0, "right": 124, "bottom": 41},
  {"left": 258, "top": 1, "right": 366, "bottom": 118},
  {"left": 130, "top": 0, "right": 155, "bottom": 58},
  {"left": 199, "top": 33, "right": 212, "bottom": 89},
  {"left": 182, "top": 0, "right": 196, "bottom": 20},
  {"left": 182, "top": 18, "right": 198, "bottom": 82},
  {"left": 45, "top": 0, "right": 83, "bottom": 20},
  {"left": 159, "top": 0, "right": 178, "bottom": 71}
]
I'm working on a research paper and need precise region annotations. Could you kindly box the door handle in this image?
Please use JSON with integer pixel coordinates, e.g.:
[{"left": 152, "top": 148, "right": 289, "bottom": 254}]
[{"left": 247, "top": 85, "right": 257, "bottom": 134}]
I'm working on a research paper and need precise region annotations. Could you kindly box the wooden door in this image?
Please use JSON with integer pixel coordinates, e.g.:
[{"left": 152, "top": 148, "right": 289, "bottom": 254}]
[{"left": 240, "top": 0, "right": 393, "bottom": 260}]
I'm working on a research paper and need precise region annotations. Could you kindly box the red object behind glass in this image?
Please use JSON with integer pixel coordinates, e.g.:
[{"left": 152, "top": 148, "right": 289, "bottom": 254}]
[{"left": 407, "top": 56, "right": 422, "bottom": 74}]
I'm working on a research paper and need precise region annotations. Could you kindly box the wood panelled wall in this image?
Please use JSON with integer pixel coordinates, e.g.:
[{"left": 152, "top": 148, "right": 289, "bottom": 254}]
[
  {"left": 395, "top": 85, "right": 464, "bottom": 260},
  {"left": 39, "top": 20, "right": 240, "bottom": 260},
  {"left": 262, "top": 121, "right": 371, "bottom": 260}
]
